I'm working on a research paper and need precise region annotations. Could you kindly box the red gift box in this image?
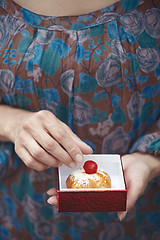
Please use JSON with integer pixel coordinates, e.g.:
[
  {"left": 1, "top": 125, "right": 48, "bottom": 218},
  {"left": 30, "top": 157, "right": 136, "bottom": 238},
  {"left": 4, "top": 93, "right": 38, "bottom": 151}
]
[{"left": 56, "top": 154, "right": 127, "bottom": 212}]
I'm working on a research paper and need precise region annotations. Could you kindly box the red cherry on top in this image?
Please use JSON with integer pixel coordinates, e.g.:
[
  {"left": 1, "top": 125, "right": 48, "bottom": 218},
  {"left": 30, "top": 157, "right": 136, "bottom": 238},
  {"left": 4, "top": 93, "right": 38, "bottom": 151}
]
[{"left": 83, "top": 160, "right": 98, "bottom": 174}]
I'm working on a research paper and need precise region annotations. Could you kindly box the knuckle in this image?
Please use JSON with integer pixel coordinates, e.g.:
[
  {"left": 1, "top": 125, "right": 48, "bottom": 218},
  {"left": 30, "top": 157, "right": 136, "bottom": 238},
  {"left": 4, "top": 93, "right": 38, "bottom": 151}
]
[
  {"left": 25, "top": 158, "right": 35, "bottom": 168},
  {"left": 23, "top": 120, "right": 31, "bottom": 131},
  {"left": 31, "top": 147, "right": 43, "bottom": 159},
  {"left": 55, "top": 162, "right": 63, "bottom": 167},
  {"left": 50, "top": 160, "right": 60, "bottom": 168},
  {"left": 68, "top": 146, "right": 77, "bottom": 155},
  {"left": 14, "top": 144, "right": 24, "bottom": 157},
  {"left": 37, "top": 165, "right": 47, "bottom": 172},
  {"left": 18, "top": 132, "right": 26, "bottom": 143},
  {"left": 36, "top": 110, "right": 45, "bottom": 119},
  {"left": 36, "top": 110, "right": 50, "bottom": 121},
  {"left": 45, "top": 139, "right": 54, "bottom": 152},
  {"left": 62, "top": 155, "right": 72, "bottom": 165},
  {"left": 55, "top": 128, "right": 66, "bottom": 141},
  {"left": 25, "top": 158, "right": 46, "bottom": 171}
]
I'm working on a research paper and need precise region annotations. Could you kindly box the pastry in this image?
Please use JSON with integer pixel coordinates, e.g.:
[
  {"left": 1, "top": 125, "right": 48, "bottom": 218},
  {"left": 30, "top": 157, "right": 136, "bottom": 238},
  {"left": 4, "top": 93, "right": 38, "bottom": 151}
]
[{"left": 66, "top": 160, "right": 111, "bottom": 189}]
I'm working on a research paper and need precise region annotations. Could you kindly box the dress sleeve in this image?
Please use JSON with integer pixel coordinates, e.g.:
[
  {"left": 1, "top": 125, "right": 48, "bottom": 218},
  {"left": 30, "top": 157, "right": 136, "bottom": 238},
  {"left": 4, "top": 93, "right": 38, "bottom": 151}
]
[
  {"left": 0, "top": 88, "right": 19, "bottom": 179},
  {"left": 129, "top": 120, "right": 160, "bottom": 157}
]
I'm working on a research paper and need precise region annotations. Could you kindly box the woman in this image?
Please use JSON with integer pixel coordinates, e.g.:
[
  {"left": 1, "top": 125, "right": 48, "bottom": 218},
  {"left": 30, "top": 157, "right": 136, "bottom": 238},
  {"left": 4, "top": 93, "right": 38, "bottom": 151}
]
[{"left": 0, "top": 0, "right": 160, "bottom": 239}]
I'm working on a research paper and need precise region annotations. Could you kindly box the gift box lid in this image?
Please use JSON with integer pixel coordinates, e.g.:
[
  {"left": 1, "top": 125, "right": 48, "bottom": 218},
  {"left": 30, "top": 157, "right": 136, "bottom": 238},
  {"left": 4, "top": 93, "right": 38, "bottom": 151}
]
[{"left": 56, "top": 154, "right": 127, "bottom": 212}]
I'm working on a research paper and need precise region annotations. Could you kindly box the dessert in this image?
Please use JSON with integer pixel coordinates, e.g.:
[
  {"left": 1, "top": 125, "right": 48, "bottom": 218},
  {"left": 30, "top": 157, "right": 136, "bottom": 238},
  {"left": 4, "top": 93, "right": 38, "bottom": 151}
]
[{"left": 66, "top": 160, "right": 111, "bottom": 189}]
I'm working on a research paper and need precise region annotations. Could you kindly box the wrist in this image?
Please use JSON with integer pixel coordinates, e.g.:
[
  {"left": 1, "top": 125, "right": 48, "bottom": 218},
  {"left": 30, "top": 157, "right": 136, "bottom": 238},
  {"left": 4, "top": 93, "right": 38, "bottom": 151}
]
[
  {"left": 147, "top": 154, "right": 160, "bottom": 180},
  {"left": 1, "top": 106, "right": 32, "bottom": 143},
  {"left": 131, "top": 152, "right": 160, "bottom": 180},
  {"left": 8, "top": 110, "right": 33, "bottom": 143}
]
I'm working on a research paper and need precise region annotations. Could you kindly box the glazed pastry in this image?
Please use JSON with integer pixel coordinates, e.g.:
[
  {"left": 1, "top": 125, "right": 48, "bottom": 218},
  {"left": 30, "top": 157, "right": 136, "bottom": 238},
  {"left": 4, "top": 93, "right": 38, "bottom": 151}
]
[{"left": 66, "top": 160, "right": 111, "bottom": 189}]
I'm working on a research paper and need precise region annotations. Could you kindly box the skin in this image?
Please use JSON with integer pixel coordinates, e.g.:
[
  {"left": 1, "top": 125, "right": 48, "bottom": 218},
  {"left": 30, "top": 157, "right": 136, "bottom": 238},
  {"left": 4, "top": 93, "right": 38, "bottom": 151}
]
[
  {"left": 0, "top": 106, "right": 93, "bottom": 170},
  {"left": 47, "top": 152, "right": 160, "bottom": 221},
  {"left": 1, "top": 0, "right": 160, "bottom": 222},
  {"left": 13, "top": 0, "right": 120, "bottom": 16}
]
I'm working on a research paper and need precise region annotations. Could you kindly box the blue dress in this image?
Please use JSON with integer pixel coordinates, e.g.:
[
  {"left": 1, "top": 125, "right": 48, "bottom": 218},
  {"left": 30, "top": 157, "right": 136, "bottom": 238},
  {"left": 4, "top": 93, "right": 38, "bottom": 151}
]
[{"left": 0, "top": 0, "right": 160, "bottom": 239}]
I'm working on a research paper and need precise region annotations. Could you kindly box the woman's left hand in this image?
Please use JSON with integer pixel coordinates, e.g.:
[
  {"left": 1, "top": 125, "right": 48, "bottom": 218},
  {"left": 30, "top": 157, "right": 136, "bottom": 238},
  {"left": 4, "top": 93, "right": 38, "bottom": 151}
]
[
  {"left": 47, "top": 152, "right": 160, "bottom": 220},
  {"left": 47, "top": 188, "right": 58, "bottom": 205},
  {"left": 118, "top": 152, "right": 160, "bottom": 221}
]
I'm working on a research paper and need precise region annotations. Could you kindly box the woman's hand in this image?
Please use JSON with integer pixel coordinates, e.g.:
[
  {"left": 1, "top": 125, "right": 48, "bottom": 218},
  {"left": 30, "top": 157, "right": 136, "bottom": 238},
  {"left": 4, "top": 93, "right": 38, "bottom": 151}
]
[
  {"left": 47, "top": 152, "right": 160, "bottom": 215},
  {"left": 118, "top": 152, "right": 160, "bottom": 221},
  {"left": 10, "top": 109, "right": 92, "bottom": 171},
  {"left": 47, "top": 188, "right": 58, "bottom": 205}
]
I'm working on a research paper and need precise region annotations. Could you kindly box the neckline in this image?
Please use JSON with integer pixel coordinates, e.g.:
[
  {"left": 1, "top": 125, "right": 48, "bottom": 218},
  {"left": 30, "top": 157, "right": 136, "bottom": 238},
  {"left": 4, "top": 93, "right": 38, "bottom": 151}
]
[{"left": 0, "top": 0, "right": 144, "bottom": 30}]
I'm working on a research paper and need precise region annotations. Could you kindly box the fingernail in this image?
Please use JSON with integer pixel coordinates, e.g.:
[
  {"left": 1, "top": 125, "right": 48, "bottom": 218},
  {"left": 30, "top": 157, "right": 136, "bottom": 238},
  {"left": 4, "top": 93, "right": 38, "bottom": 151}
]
[
  {"left": 69, "top": 162, "right": 77, "bottom": 168},
  {"left": 75, "top": 153, "right": 84, "bottom": 163},
  {"left": 119, "top": 211, "right": 127, "bottom": 221},
  {"left": 47, "top": 190, "right": 51, "bottom": 196},
  {"left": 47, "top": 198, "right": 52, "bottom": 205},
  {"left": 58, "top": 163, "right": 63, "bottom": 167},
  {"left": 88, "top": 146, "right": 93, "bottom": 153}
]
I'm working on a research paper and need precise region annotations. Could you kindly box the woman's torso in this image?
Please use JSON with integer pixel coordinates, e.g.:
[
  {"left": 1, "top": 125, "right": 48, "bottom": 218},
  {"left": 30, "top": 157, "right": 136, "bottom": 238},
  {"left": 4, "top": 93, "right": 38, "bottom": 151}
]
[
  {"left": 13, "top": 0, "right": 120, "bottom": 16},
  {"left": 0, "top": 0, "right": 160, "bottom": 239}
]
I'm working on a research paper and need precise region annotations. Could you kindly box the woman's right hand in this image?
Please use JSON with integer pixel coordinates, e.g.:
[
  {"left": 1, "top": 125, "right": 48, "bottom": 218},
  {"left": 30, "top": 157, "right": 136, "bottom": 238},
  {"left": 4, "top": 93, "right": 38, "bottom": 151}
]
[{"left": 12, "top": 110, "right": 93, "bottom": 171}]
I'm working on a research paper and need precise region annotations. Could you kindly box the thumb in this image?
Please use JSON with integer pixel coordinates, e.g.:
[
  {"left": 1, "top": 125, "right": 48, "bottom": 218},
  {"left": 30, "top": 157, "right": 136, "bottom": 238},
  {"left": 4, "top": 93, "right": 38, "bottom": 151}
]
[{"left": 118, "top": 179, "right": 145, "bottom": 221}]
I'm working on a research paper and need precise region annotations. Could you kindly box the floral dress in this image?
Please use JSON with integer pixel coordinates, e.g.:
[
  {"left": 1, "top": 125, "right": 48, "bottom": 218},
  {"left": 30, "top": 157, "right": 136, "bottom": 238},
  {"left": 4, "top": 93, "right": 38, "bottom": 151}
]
[{"left": 0, "top": 0, "right": 160, "bottom": 239}]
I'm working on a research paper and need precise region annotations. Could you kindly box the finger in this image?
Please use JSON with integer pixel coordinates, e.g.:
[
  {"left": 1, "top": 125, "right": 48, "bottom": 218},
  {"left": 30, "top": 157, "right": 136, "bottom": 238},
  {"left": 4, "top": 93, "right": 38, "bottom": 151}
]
[
  {"left": 23, "top": 134, "right": 62, "bottom": 167},
  {"left": 118, "top": 177, "right": 146, "bottom": 221},
  {"left": 117, "top": 211, "right": 127, "bottom": 222},
  {"left": 15, "top": 144, "right": 49, "bottom": 171},
  {"left": 51, "top": 127, "right": 84, "bottom": 162},
  {"left": 121, "top": 154, "right": 131, "bottom": 170},
  {"left": 29, "top": 129, "right": 78, "bottom": 168},
  {"left": 46, "top": 126, "right": 86, "bottom": 165},
  {"left": 23, "top": 112, "right": 90, "bottom": 167},
  {"left": 47, "top": 188, "right": 58, "bottom": 196},
  {"left": 47, "top": 196, "right": 58, "bottom": 205},
  {"left": 118, "top": 187, "right": 140, "bottom": 222},
  {"left": 64, "top": 124, "right": 93, "bottom": 154},
  {"left": 125, "top": 162, "right": 149, "bottom": 212},
  {"left": 127, "top": 179, "right": 146, "bottom": 211}
]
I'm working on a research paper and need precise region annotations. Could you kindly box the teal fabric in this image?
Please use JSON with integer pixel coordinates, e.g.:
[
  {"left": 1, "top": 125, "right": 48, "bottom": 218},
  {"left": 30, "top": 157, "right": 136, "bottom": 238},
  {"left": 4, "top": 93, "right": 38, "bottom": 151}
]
[
  {"left": 0, "top": 0, "right": 160, "bottom": 239},
  {"left": 148, "top": 139, "right": 160, "bottom": 156}
]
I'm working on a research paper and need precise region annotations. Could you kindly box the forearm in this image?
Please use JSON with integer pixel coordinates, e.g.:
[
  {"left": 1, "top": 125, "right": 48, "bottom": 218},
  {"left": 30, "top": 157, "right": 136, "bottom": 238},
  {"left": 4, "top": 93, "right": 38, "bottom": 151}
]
[{"left": 0, "top": 105, "right": 32, "bottom": 143}]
